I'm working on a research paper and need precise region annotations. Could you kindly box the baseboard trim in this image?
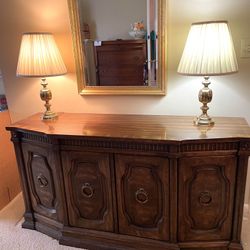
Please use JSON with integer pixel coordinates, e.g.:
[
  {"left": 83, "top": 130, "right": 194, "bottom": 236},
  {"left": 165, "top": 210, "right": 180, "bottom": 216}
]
[{"left": 243, "top": 203, "right": 249, "bottom": 221}]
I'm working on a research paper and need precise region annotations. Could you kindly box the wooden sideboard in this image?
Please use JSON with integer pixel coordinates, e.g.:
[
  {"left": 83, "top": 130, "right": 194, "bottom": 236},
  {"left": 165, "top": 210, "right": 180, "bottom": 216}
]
[{"left": 6, "top": 113, "right": 250, "bottom": 250}]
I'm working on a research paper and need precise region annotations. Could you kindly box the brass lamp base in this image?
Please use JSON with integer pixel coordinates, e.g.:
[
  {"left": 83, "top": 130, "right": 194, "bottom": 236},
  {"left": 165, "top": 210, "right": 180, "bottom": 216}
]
[
  {"left": 194, "top": 114, "right": 214, "bottom": 126},
  {"left": 194, "top": 76, "right": 214, "bottom": 126},
  {"left": 42, "top": 110, "right": 57, "bottom": 120},
  {"left": 40, "top": 78, "right": 57, "bottom": 120}
]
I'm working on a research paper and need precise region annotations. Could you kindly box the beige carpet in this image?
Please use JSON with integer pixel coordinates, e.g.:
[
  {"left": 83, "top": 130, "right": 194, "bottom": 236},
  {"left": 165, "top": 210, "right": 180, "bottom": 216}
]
[
  {"left": 242, "top": 206, "right": 250, "bottom": 250},
  {"left": 0, "top": 193, "right": 250, "bottom": 250},
  {"left": 0, "top": 193, "right": 82, "bottom": 250}
]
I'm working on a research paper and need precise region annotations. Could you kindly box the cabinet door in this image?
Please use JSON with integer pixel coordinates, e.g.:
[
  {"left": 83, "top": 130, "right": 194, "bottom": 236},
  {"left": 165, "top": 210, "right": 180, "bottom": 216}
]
[
  {"left": 178, "top": 156, "right": 237, "bottom": 241},
  {"left": 62, "top": 151, "right": 114, "bottom": 232},
  {"left": 115, "top": 154, "right": 169, "bottom": 240},
  {"left": 22, "top": 143, "right": 62, "bottom": 221}
]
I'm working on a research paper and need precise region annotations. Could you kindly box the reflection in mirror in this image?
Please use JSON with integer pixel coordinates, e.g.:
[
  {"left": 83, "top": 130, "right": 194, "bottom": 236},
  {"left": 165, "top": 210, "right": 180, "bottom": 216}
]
[
  {"left": 0, "top": 72, "right": 8, "bottom": 111},
  {"left": 68, "top": 0, "right": 166, "bottom": 95},
  {"left": 78, "top": 0, "right": 157, "bottom": 87}
]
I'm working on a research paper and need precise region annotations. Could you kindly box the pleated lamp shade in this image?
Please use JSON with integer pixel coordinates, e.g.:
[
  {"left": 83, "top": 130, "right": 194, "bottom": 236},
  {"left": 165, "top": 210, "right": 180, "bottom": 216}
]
[
  {"left": 16, "top": 33, "right": 67, "bottom": 77},
  {"left": 177, "top": 21, "right": 238, "bottom": 76}
]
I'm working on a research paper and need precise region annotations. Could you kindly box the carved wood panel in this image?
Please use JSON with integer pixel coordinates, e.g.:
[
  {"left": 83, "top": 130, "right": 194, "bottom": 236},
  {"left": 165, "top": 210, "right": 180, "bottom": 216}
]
[
  {"left": 178, "top": 156, "right": 237, "bottom": 241},
  {"left": 22, "top": 143, "right": 57, "bottom": 219},
  {"left": 62, "top": 151, "right": 114, "bottom": 232},
  {"left": 115, "top": 154, "right": 169, "bottom": 240}
]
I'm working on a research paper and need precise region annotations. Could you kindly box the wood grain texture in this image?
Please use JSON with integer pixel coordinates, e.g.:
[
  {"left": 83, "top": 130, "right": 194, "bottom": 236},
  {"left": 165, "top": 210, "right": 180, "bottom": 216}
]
[
  {"left": 6, "top": 112, "right": 250, "bottom": 141},
  {"left": 61, "top": 151, "right": 114, "bottom": 232},
  {"left": 115, "top": 154, "right": 169, "bottom": 240},
  {"left": 6, "top": 113, "right": 250, "bottom": 250},
  {"left": 21, "top": 143, "right": 62, "bottom": 221},
  {"left": 95, "top": 40, "right": 146, "bottom": 86},
  {"left": 178, "top": 156, "right": 236, "bottom": 241}
]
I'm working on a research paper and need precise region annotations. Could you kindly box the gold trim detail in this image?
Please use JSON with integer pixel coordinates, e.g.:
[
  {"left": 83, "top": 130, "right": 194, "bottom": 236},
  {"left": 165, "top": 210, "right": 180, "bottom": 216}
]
[{"left": 67, "top": 0, "right": 167, "bottom": 95}]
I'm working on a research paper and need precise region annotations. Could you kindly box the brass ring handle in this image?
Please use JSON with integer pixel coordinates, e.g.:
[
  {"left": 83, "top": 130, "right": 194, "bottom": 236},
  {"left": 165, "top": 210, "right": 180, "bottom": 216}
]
[
  {"left": 135, "top": 188, "right": 148, "bottom": 204},
  {"left": 37, "top": 174, "right": 48, "bottom": 187},
  {"left": 199, "top": 191, "right": 212, "bottom": 206},
  {"left": 81, "top": 183, "right": 94, "bottom": 198}
]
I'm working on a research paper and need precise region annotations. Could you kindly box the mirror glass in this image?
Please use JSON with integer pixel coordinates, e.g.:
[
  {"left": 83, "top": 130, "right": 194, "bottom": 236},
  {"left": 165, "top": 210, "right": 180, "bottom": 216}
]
[
  {"left": 68, "top": 0, "right": 166, "bottom": 95},
  {"left": 0, "top": 72, "right": 8, "bottom": 111}
]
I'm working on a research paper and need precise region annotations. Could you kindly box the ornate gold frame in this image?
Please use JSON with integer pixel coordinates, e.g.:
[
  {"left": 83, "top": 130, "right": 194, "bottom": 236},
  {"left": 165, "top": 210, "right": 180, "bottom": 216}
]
[{"left": 67, "top": 0, "right": 167, "bottom": 95}]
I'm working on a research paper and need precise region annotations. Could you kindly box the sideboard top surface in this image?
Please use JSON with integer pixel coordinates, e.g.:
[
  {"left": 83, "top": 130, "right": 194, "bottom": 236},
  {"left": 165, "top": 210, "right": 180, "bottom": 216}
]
[{"left": 6, "top": 113, "right": 250, "bottom": 141}]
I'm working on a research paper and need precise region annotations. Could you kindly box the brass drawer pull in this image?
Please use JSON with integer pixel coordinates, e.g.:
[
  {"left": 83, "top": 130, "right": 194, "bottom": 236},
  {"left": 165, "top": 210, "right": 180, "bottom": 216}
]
[
  {"left": 135, "top": 188, "right": 148, "bottom": 204},
  {"left": 199, "top": 191, "right": 212, "bottom": 206},
  {"left": 81, "top": 183, "right": 94, "bottom": 198},
  {"left": 37, "top": 174, "right": 48, "bottom": 188}
]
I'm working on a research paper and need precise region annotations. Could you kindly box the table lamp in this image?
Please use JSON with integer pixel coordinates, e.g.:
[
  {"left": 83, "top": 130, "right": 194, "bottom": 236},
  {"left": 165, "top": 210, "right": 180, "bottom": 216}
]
[
  {"left": 177, "top": 21, "right": 238, "bottom": 126},
  {"left": 16, "top": 32, "right": 67, "bottom": 120}
]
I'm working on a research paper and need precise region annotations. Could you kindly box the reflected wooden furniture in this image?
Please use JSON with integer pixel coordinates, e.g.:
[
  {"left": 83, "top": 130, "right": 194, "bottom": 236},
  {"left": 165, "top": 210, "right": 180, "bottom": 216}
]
[
  {"left": 6, "top": 113, "right": 250, "bottom": 250},
  {"left": 95, "top": 39, "right": 147, "bottom": 86}
]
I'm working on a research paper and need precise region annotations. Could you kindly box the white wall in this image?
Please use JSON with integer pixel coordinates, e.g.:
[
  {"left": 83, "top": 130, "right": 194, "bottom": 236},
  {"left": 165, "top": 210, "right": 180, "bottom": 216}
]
[
  {"left": 167, "top": 0, "right": 250, "bottom": 124},
  {"left": 0, "top": 0, "right": 249, "bottom": 124},
  {"left": 79, "top": 0, "right": 147, "bottom": 41}
]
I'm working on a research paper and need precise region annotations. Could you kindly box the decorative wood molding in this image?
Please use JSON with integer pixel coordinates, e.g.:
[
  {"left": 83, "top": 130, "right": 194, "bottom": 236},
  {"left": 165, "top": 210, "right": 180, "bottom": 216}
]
[
  {"left": 61, "top": 138, "right": 241, "bottom": 154},
  {"left": 69, "top": 159, "right": 108, "bottom": 221},
  {"left": 62, "top": 151, "right": 114, "bottom": 232},
  {"left": 13, "top": 131, "right": 243, "bottom": 154},
  {"left": 22, "top": 132, "right": 51, "bottom": 144},
  {"left": 181, "top": 141, "right": 239, "bottom": 152},
  {"left": 240, "top": 141, "right": 250, "bottom": 151},
  {"left": 27, "top": 152, "right": 56, "bottom": 215},
  {"left": 60, "top": 138, "right": 172, "bottom": 153},
  {"left": 185, "top": 166, "right": 229, "bottom": 231},
  {"left": 122, "top": 164, "right": 163, "bottom": 228}
]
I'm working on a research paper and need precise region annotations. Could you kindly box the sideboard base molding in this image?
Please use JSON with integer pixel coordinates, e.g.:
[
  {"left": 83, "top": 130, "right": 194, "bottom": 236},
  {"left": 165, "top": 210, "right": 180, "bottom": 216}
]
[
  {"left": 24, "top": 213, "right": 63, "bottom": 240},
  {"left": 179, "top": 241, "right": 242, "bottom": 250},
  {"left": 22, "top": 212, "right": 35, "bottom": 230},
  {"left": 22, "top": 219, "right": 244, "bottom": 250},
  {"left": 35, "top": 222, "right": 62, "bottom": 241},
  {"left": 23, "top": 221, "right": 243, "bottom": 250},
  {"left": 228, "top": 243, "right": 244, "bottom": 250},
  {"left": 60, "top": 226, "right": 179, "bottom": 250}
]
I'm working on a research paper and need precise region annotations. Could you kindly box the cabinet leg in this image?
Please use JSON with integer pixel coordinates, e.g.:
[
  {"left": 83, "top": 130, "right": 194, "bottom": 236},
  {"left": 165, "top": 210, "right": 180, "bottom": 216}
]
[
  {"left": 228, "top": 242, "right": 243, "bottom": 250},
  {"left": 22, "top": 212, "right": 35, "bottom": 230}
]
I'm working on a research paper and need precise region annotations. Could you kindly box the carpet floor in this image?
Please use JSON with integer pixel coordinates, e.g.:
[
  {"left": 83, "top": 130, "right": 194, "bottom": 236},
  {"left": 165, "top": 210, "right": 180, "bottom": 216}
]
[
  {"left": 0, "top": 193, "right": 80, "bottom": 250},
  {"left": 0, "top": 193, "right": 249, "bottom": 250}
]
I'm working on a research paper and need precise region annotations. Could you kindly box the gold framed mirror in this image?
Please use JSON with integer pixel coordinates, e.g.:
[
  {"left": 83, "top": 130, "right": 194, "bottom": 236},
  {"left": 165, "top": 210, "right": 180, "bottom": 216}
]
[{"left": 68, "top": 0, "right": 167, "bottom": 95}]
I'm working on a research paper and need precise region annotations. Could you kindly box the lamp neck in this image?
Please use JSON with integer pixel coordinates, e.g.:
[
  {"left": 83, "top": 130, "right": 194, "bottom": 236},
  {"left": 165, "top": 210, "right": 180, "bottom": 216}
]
[
  {"left": 41, "top": 78, "right": 47, "bottom": 88},
  {"left": 203, "top": 76, "right": 210, "bottom": 87}
]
